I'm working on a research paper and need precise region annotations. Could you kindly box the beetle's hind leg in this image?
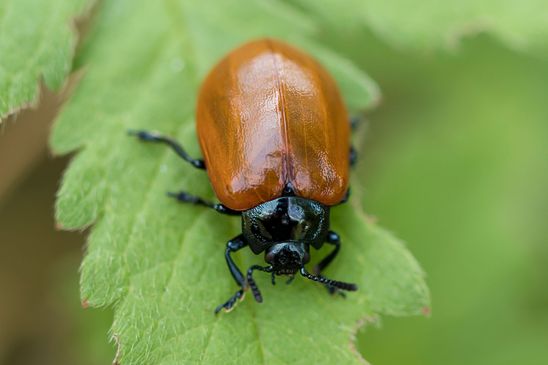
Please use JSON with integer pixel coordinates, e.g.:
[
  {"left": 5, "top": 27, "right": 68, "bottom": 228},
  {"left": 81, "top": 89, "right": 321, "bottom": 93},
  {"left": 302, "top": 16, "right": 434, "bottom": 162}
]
[
  {"left": 349, "top": 116, "right": 362, "bottom": 168},
  {"left": 168, "top": 191, "right": 241, "bottom": 216},
  {"left": 349, "top": 146, "right": 357, "bottom": 167},
  {"left": 336, "top": 189, "right": 350, "bottom": 206},
  {"left": 128, "top": 130, "right": 206, "bottom": 169}
]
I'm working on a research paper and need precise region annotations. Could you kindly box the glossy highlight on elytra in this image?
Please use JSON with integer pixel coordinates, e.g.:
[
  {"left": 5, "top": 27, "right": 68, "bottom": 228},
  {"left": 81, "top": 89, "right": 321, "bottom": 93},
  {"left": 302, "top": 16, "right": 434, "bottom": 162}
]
[{"left": 196, "top": 39, "right": 350, "bottom": 211}]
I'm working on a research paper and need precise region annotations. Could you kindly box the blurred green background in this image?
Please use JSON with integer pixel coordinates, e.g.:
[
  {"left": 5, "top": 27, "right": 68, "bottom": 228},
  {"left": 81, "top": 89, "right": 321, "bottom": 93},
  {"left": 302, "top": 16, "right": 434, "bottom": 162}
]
[
  {"left": 1, "top": 17, "right": 547, "bottom": 365},
  {"left": 347, "top": 31, "right": 548, "bottom": 365}
]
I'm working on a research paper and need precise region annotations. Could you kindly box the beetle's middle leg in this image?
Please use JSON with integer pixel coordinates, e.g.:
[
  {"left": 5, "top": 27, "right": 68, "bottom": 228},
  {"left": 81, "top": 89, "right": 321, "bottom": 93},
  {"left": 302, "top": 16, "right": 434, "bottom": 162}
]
[
  {"left": 168, "top": 191, "right": 241, "bottom": 216},
  {"left": 315, "top": 231, "right": 341, "bottom": 274},
  {"left": 128, "top": 130, "right": 206, "bottom": 169}
]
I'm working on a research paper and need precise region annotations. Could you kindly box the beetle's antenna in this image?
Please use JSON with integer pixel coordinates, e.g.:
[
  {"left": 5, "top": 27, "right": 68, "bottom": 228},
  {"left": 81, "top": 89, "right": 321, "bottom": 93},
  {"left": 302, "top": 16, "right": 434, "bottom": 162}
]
[
  {"left": 299, "top": 267, "right": 358, "bottom": 291},
  {"left": 246, "top": 265, "right": 273, "bottom": 303}
]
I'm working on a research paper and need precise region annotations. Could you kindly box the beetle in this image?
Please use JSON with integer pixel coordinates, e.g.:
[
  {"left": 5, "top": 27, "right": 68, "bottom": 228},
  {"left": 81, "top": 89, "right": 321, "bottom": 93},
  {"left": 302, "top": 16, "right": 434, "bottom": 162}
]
[{"left": 129, "top": 38, "right": 358, "bottom": 313}]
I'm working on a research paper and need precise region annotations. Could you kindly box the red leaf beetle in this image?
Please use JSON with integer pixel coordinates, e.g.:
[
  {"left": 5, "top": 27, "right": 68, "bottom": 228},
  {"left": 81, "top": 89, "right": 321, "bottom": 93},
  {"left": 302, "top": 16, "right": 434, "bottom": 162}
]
[{"left": 130, "top": 38, "right": 358, "bottom": 313}]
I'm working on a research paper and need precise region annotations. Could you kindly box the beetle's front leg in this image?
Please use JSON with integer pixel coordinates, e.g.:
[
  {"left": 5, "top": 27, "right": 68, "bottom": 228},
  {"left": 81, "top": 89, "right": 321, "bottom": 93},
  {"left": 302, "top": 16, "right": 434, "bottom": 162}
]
[
  {"left": 215, "top": 235, "right": 248, "bottom": 314},
  {"left": 314, "top": 231, "right": 346, "bottom": 297}
]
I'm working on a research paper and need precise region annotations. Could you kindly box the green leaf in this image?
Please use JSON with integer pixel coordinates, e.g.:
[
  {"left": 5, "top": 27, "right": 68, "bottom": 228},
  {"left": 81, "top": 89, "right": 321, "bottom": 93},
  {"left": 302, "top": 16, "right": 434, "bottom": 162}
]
[
  {"left": 292, "top": 0, "right": 548, "bottom": 52},
  {"left": 0, "top": 0, "right": 90, "bottom": 120},
  {"left": 50, "top": 0, "right": 428, "bottom": 363}
]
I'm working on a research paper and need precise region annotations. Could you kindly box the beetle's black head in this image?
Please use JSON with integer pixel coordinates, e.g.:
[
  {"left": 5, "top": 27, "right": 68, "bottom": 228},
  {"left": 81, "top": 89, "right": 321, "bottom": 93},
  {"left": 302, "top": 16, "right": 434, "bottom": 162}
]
[
  {"left": 242, "top": 196, "right": 329, "bottom": 274},
  {"left": 264, "top": 242, "right": 309, "bottom": 275},
  {"left": 238, "top": 195, "right": 357, "bottom": 307}
]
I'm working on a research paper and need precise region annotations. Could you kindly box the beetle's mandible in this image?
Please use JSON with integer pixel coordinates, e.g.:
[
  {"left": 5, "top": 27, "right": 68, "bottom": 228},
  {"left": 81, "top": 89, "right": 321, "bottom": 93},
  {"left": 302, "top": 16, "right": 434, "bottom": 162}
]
[{"left": 129, "top": 38, "right": 358, "bottom": 313}]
